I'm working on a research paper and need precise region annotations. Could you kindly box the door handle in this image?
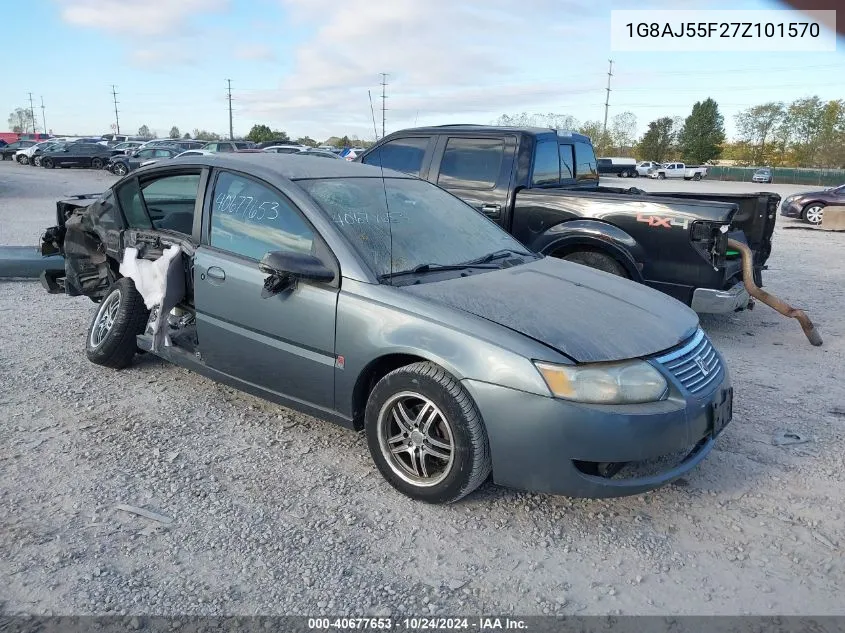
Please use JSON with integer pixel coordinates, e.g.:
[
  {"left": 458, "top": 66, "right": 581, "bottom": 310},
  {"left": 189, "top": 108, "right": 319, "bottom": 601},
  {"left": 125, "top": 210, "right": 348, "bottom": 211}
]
[
  {"left": 206, "top": 266, "right": 226, "bottom": 281},
  {"left": 481, "top": 203, "right": 501, "bottom": 217}
]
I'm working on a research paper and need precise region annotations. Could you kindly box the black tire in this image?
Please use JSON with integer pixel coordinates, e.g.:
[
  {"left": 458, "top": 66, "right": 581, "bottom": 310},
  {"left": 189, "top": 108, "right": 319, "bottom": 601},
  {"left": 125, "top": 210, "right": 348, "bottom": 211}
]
[
  {"left": 365, "top": 361, "right": 491, "bottom": 504},
  {"left": 91, "top": 157, "right": 103, "bottom": 169},
  {"left": 32, "top": 156, "right": 41, "bottom": 167},
  {"left": 112, "top": 162, "right": 128, "bottom": 176},
  {"left": 42, "top": 158, "right": 54, "bottom": 169},
  {"left": 802, "top": 203, "right": 825, "bottom": 225},
  {"left": 17, "top": 154, "right": 28, "bottom": 165},
  {"left": 693, "top": 173, "right": 702, "bottom": 181},
  {"left": 561, "top": 250, "right": 628, "bottom": 277},
  {"left": 85, "top": 278, "right": 150, "bottom": 369},
  {"left": 620, "top": 170, "right": 629, "bottom": 178},
  {"left": 658, "top": 172, "right": 666, "bottom": 180}
]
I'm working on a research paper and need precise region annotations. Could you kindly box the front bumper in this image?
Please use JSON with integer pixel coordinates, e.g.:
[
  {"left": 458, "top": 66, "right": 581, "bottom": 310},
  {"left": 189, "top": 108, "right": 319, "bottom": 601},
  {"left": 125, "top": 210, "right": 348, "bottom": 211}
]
[
  {"left": 780, "top": 200, "right": 801, "bottom": 218},
  {"left": 690, "top": 281, "right": 750, "bottom": 313},
  {"left": 463, "top": 366, "right": 731, "bottom": 498}
]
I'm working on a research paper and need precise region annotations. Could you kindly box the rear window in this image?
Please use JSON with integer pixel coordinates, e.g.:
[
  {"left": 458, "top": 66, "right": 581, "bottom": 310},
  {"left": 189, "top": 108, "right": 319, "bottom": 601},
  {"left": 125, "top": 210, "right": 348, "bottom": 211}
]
[
  {"left": 437, "top": 137, "right": 504, "bottom": 189},
  {"left": 574, "top": 141, "right": 598, "bottom": 182},
  {"left": 559, "top": 145, "right": 575, "bottom": 179}
]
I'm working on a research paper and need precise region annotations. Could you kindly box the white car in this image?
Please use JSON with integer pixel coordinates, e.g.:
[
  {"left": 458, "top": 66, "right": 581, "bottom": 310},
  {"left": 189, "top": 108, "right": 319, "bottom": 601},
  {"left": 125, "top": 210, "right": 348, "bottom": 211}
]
[
  {"left": 262, "top": 144, "right": 308, "bottom": 154},
  {"left": 15, "top": 140, "right": 57, "bottom": 165},
  {"left": 174, "top": 149, "right": 215, "bottom": 159},
  {"left": 636, "top": 161, "right": 660, "bottom": 177}
]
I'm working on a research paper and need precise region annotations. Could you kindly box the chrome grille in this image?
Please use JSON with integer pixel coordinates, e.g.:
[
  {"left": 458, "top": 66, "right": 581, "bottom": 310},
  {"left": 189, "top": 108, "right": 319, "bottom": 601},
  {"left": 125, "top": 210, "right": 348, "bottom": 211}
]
[{"left": 655, "top": 329, "right": 722, "bottom": 394}]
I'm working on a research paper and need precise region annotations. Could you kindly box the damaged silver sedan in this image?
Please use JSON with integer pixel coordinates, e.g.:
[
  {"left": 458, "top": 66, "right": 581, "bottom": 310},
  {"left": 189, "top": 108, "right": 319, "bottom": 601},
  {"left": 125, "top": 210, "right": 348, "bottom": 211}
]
[{"left": 41, "top": 154, "right": 733, "bottom": 503}]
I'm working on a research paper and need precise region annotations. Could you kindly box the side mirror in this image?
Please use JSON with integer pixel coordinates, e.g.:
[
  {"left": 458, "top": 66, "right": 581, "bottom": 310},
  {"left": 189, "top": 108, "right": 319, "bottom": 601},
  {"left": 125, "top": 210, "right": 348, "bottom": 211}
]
[{"left": 258, "top": 250, "right": 334, "bottom": 298}]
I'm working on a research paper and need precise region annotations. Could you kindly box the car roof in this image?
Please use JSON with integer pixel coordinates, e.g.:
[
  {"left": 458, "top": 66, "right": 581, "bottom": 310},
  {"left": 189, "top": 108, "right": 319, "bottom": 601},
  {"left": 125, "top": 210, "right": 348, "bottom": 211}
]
[
  {"left": 386, "top": 124, "right": 592, "bottom": 144},
  {"left": 164, "top": 152, "right": 413, "bottom": 180}
]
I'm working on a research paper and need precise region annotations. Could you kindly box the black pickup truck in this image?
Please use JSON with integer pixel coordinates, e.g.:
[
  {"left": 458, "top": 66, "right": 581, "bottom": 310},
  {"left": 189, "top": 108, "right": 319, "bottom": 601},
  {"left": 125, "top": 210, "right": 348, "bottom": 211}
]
[{"left": 358, "top": 126, "right": 778, "bottom": 313}]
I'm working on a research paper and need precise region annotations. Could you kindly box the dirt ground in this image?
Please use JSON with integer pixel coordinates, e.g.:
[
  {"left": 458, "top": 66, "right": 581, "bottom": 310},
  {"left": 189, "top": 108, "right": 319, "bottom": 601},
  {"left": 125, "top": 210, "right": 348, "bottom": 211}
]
[{"left": 1, "top": 161, "right": 843, "bottom": 616}]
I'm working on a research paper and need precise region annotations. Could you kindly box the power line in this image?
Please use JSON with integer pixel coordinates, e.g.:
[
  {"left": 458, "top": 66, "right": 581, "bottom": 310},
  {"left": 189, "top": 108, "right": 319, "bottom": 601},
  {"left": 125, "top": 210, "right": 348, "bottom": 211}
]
[
  {"left": 40, "top": 96, "right": 47, "bottom": 134},
  {"left": 227, "top": 79, "right": 234, "bottom": 140},
  {"left": 380, "top": 73, "right": 388, "bottom": 138},
  {"left": 111, "top": 85, "right": 120, "bottom": 134},
  {"left": 602, "top": 59, "right": 613, "bottom": 137}
]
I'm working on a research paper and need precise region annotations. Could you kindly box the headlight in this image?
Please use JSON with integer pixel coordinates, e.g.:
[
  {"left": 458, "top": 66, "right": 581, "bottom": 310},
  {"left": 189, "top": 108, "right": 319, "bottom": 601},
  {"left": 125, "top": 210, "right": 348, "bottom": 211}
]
[{"left": 534, "top": 360, "right": 667, "bottom": 404}]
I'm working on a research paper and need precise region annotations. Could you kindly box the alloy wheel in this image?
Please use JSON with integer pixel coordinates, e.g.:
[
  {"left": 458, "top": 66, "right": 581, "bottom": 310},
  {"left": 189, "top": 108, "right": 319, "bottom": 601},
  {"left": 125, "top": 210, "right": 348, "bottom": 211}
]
[
  {"left": 805, "top": 205, "right": 824, "bottom": 225},
  {"left": 377, "top": 392, "right": 455, "bottom": 487},
  {"left": 89, "top": 290, "right": 122, "bottom": 348}
]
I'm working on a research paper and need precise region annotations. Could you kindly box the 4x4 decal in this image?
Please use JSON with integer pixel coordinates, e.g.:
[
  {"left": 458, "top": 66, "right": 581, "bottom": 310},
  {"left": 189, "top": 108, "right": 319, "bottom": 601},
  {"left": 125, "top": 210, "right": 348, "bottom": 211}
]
[{"left": 636, "top": 213, "right": 690, "bottom": 230}]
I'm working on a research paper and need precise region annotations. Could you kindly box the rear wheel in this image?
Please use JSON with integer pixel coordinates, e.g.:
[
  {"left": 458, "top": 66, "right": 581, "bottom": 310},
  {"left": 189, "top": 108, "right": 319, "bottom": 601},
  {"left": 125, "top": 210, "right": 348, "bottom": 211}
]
[
  {"left": 365, "top": 362, "right": 491, "bottom": 504},
  {"left": 658, "top": 172, "right": 666, "bottom": 180},
  {"left": 803, "top": 204, "right": 825, "bottom": 225},
  {"left": 693, "top": 173, "right": 702, "bottom": 181},
  {"left": 561, "top": 250, "right": 628, "bottom": 277},
  {"left": 620, "top": 170, "right": 629, "bottom": 178},
  {"left": 91, "top": 157, "right": 103, "bottom": 169},
  {"left": 86, "top": 278, "right": 150, "bottom": 369},
  {"left": 42, "top": 158, "right": 54, "bottom": 169}
]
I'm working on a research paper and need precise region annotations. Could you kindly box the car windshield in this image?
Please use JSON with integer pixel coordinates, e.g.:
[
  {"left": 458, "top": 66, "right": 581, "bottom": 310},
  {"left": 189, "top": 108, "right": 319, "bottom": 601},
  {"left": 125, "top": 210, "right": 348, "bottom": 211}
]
[{"left": 297, "top": 177, "right": 532, "bottom": 280}]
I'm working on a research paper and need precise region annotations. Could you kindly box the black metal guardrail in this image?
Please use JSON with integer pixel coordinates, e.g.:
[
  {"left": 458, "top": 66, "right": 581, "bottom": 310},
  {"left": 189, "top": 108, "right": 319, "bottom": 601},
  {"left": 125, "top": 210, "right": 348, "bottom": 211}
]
[{"left": 0, "top": 246, "right": 63, "bottom": 278}]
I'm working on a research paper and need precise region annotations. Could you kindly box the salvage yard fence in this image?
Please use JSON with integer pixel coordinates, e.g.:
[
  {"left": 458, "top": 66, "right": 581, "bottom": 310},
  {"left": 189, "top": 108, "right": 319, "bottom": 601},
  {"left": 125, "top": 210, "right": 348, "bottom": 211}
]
[{"left": 706, "top": 166, "right": 845, "bottom": 187}]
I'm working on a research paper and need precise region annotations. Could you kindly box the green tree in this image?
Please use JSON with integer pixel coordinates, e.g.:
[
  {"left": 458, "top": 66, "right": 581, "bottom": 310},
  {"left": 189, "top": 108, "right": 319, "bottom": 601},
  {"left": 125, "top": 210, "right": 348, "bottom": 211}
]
[
  {"left": 7, "top": 107, "right": 35, "bottom": 134},
  {"left": 339, "top": 135, "right": 352, "bottom": 148},
  {"left": 609, "top": 111, "right": 637, "bottom": 155},
  {"left": 246, "top": 124, "right": 273, "bottom": 143},
  {"left": 138, "top": 124, "right": 151, "bottom": 138},
  {"left": 192, "top": 129, "right": 221, "bottom": 141},
  {"left": 295, "top": 136, "right": 318, "bottom": 147},
  {"left": 636, "top": 117, "right": 677, "bottom": 163},
  {"left": 735, "top": 103, "right": 784, "bottom": 165},
  {"left": 677, "top": 98, "right": 725, "bottom": 164},
  {"left": 182, "top": 132, "right": 192, "bottom": 139},
  {"left": 271, "top": 129, "right": 290, "bottom": 143},
  {"left": 578, "top": 120, "right": 611, "bottom": 154},
  {"left": 169, "top": 126, "right": 180, "bottom": 139}
]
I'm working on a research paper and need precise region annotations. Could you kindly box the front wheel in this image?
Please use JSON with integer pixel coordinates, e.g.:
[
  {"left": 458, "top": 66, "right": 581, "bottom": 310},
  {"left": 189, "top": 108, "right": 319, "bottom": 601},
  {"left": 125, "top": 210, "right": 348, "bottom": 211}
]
[
  {"left": 86, "top": 278, "right": 150, "bottom": 369},
  {"left": 42, "top": 158, "right": 54, "bottom": 169},
  {"left": 112, "top": 162, "right": 128, "bottom": 176},
  {"left": 32, "top": 156, "right": 42, "bottom": 167},
  {"left": 365, "top": 362, "right": 491, "bottom": 504},
  {"left": 658, "top": 172, "right": 666, "bottom": 180},
  {"left": 91, "top": 158, "right": 103, "bottom": 169},
  {"left": 561, "top": 250, "right": 628, "bottom": 277},
  {"left": 803, "top": 204, "right": 825, "bottom": 225}
]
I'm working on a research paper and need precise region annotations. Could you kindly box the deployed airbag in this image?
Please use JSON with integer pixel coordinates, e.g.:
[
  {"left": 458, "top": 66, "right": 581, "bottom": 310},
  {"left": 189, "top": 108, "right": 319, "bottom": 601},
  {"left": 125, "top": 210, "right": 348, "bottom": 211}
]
[{"left": 119, "top": 245, "right": 185, "bottom": 351}]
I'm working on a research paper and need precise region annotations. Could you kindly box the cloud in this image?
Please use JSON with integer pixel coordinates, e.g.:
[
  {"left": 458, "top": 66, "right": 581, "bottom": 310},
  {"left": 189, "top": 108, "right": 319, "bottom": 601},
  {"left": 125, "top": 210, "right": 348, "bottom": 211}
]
[
  {"left": 237, "top": 0, "right": 607, "bottom": 137},
  {"left": 55, "top": 0, "right": 228, "bottom": 36},
  {"left": 235, "top": 45, "right": 276, "bottom": 62}
]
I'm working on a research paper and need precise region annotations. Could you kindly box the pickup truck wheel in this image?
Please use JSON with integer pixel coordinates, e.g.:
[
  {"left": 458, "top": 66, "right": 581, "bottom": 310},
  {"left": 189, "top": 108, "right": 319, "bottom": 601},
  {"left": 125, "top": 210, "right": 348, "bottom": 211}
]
[
  {"left": 693, "top": 173, "right": 702, "bottom": 181},
  {"left": 620, "top": 170, "right": 629, "bottom": 178},
  {"left": 365, "top": 361, "right": 491, "bottom": 504},
  {"left": 86, "top": 278, "right": 150, "bottom": 369},
  {"left": 657, "top": 172, "right": 666, "bottom": 180},
  {"left": 561, "top": 251, "right": 627, "bottom": 277},
  {"left": 803, "top": 204, "right": 824, "bottom": 225}
]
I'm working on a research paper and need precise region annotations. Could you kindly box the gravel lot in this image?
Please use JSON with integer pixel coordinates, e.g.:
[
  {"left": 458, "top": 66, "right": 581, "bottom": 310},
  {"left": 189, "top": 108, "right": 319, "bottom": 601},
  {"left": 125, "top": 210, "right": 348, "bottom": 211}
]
[{"left": 1, "top": 161, "right": 844, "bottom": 617}]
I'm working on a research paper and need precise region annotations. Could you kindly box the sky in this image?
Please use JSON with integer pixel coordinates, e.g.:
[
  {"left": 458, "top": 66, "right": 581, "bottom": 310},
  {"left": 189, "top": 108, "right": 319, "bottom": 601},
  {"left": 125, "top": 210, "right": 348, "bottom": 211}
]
[{"left": 3, "top": 0, "right": 843, "bottom": 142}]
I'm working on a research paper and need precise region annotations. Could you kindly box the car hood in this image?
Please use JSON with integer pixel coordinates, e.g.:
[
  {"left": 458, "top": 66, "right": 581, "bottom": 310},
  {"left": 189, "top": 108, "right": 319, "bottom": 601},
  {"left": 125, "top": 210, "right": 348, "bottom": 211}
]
[{"left": 402, "top": 257, "right": 699, "bottom": 363}]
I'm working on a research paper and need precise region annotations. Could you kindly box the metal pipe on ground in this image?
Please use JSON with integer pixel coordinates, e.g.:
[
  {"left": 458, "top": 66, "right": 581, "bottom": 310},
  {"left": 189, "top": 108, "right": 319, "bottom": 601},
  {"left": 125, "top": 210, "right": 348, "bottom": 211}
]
[
  {"left": 0, "top": 246, "right": 64, "bottom": 279},
  {"left": 728, "top": 238, "right": 823, "bottom": 347}
]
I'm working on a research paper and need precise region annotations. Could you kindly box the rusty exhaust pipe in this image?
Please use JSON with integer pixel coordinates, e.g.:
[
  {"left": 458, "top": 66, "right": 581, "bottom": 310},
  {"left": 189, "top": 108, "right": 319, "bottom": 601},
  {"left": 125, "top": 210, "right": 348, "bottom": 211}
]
[{"left": 728, "top": 238, "right": 822, "bottom": 346}]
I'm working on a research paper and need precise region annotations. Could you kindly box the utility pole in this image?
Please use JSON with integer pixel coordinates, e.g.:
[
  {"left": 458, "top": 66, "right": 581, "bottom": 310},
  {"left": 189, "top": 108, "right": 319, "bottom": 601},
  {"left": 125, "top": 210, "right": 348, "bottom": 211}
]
[
  {"left": 602, "top": 59, "right": 613, "bottom": 138},
  {"left": 111, "top": 85, "right": 121, "bottom": 134},
  {"left": 380, "top": 73, "right": 388, "bottom": 138},
  {"left": 40, "top": 96, "right": 47, "bottom": 134},
  {"left": 227, "top": 79, "right": 234, "bottom": 140},
  {"left": 28, "top": 92, "right": 37, "bottom": 133}
]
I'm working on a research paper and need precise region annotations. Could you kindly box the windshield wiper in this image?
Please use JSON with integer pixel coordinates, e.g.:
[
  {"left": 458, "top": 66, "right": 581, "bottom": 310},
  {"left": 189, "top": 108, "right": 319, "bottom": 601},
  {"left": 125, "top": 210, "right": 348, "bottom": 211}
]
[
  {"left": 461, "top": 248, "right": 534, "bottom": 266},
  {"left": 379, "top": 261, "right": 501, "bottom": 281}
]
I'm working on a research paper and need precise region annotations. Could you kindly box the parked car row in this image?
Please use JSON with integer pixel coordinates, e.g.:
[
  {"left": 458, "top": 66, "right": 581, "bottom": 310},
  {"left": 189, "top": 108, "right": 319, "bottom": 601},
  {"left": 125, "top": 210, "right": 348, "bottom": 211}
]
[{"left": 597, "top": 159, "right": 708, "bottom": 180}]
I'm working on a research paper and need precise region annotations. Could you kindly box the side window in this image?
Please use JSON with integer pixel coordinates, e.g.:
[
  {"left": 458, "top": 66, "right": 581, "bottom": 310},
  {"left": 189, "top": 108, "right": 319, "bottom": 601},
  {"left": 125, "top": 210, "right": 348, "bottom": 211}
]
[
  {"left": 437, "top": 137, "right": 504, "bottom": 189},
  {"left": 209, "top": 171, "right": 315, "bottom": 261},
  {"left": 362, "top": 137, "right": 429, "bottom": 176},
  {"left": 217, "top": 143, "right": 234, "bottom": 153},
  {"left": 139, "top": 173, "right": 201, "bottom": 235},
  {"left": 559, "top": 144, "right": 575, "bottom": 180},
  {"left": 204, "top": 144, "right": 217, "bottom": 152},
  {"left": 532, "top": 141, "right": 560, "bottom": 186},
  {"left": 574, "top": 141, "right": 598, "bottom": 182},
  {"left": 138, "top": 149, "right": 155, "bottom": 158},
  {"left": 153, "top": 149, "right": 173, "bottom": 157},
  {"left": 116, "top": 179, "right": 152, "bottom": 229}
]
